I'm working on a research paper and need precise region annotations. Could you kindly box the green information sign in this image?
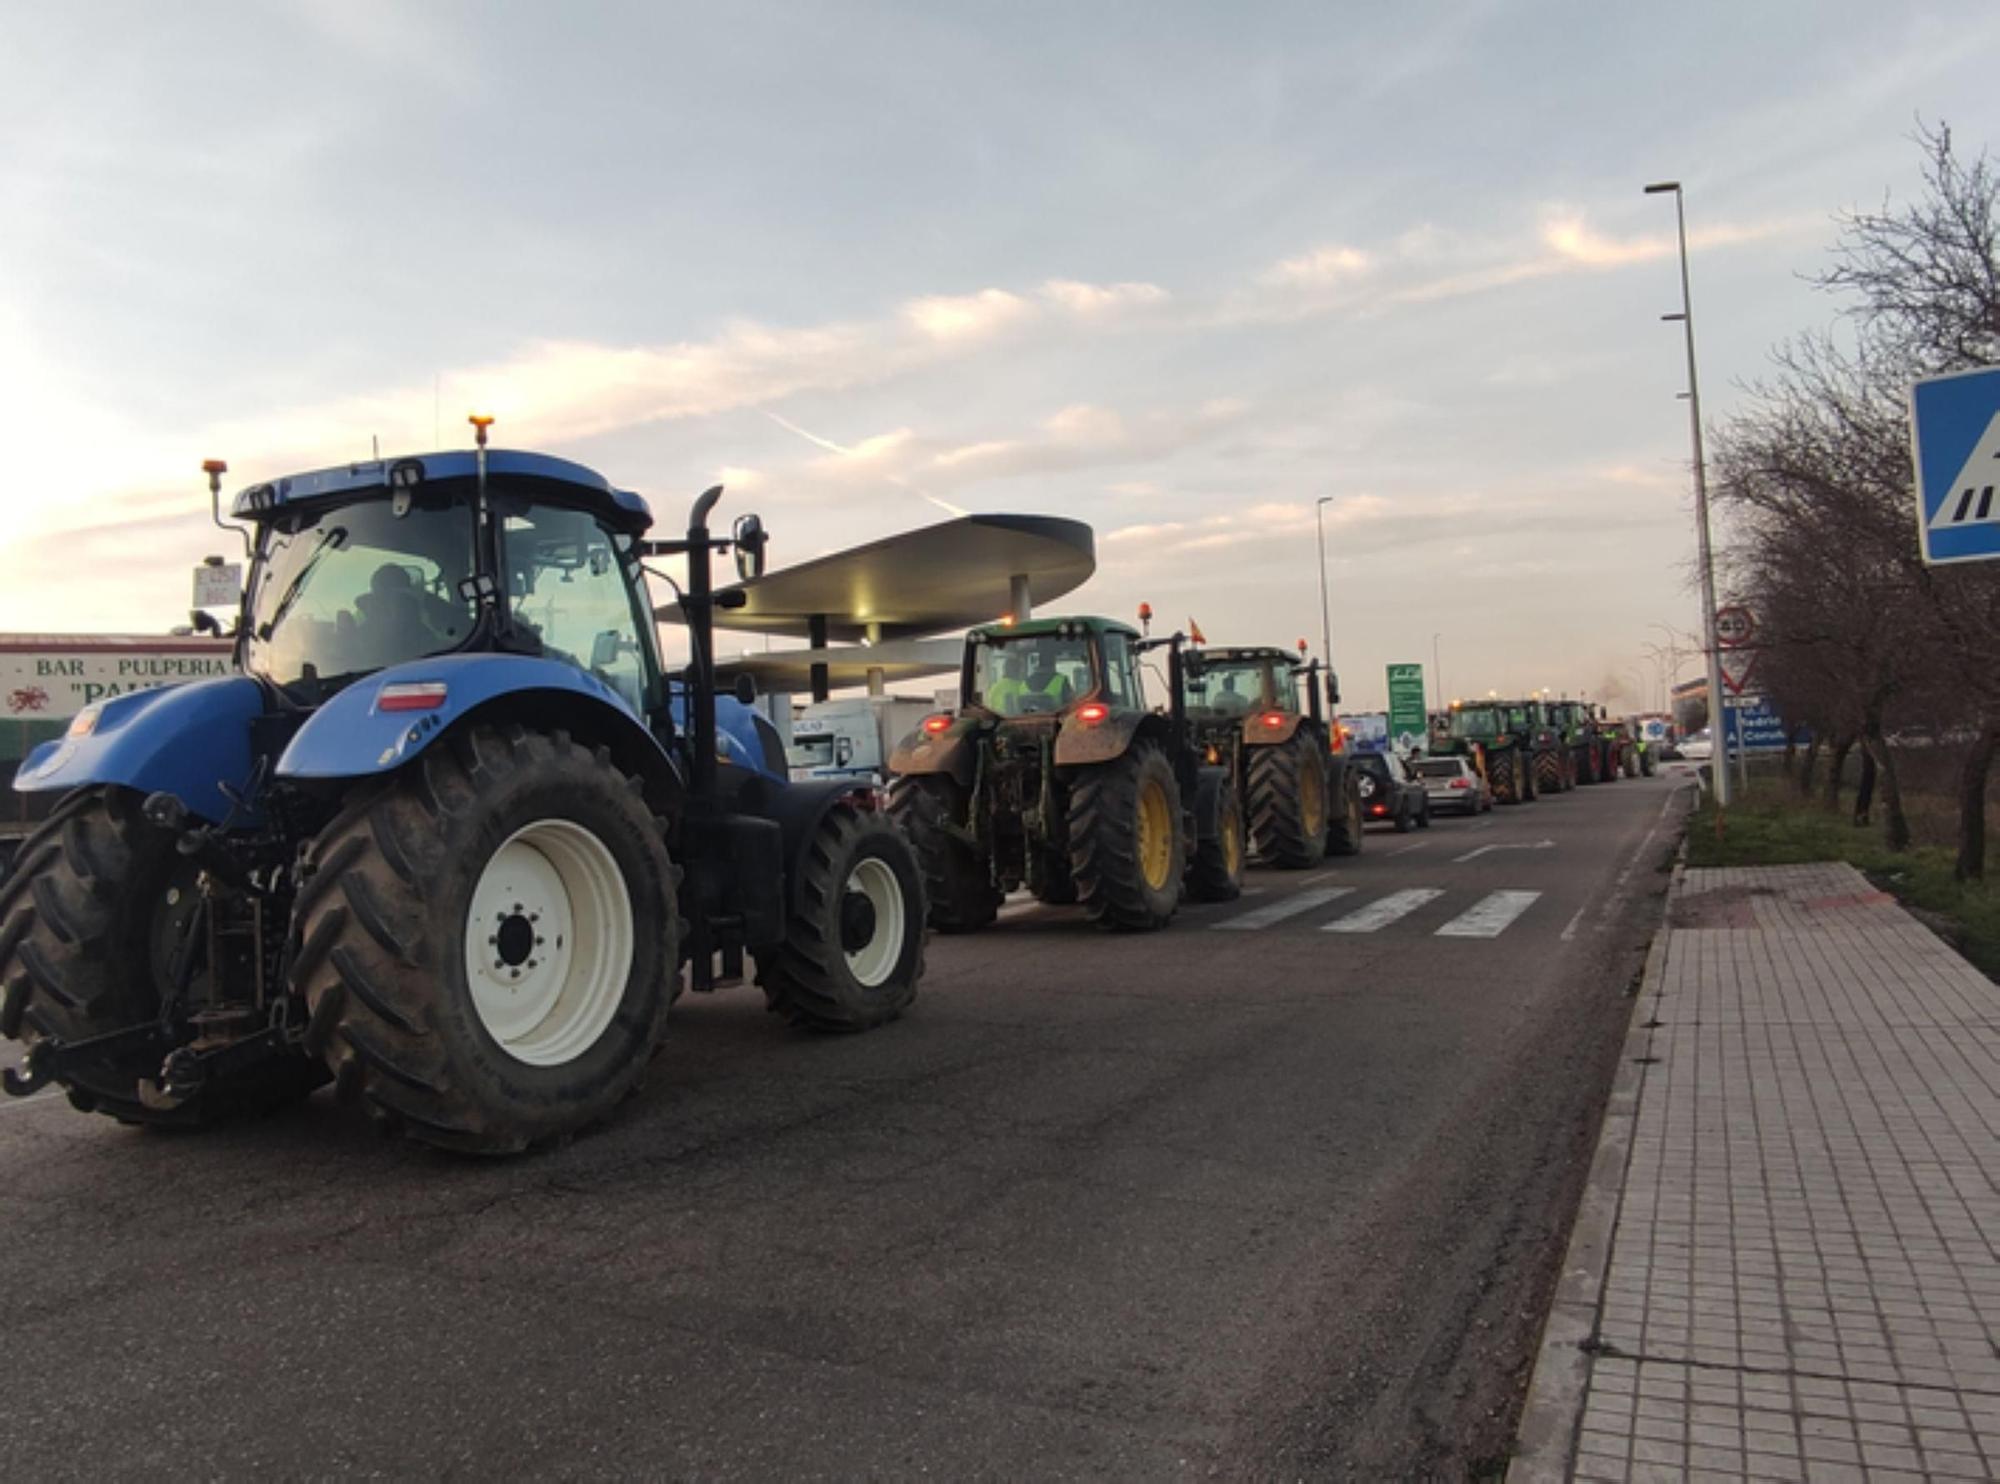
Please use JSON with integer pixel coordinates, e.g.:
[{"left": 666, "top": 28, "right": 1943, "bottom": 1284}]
[{"left": 1386, "top": 663, "right": 1427, "bottom": 750}]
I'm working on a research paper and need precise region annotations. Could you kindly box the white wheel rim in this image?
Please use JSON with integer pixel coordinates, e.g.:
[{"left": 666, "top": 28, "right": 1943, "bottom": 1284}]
[
  {"left": 463, "top": 818, "right": 634, "bottom": 1067},
  {"left": 843, "top": 857, "right": 905, "bottom": 989}
]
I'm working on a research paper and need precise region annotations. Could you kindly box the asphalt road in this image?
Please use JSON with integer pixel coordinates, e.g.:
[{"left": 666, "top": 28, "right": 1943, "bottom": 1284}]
[{"left": 0, "top": 767, "right": 1694, "bottom": 1480}]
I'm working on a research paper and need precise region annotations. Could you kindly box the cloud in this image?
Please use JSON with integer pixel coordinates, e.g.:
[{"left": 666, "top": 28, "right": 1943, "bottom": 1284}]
[
  {"left": 1040, "top": 279, "right": 1170, "bottom": 315},
  {"left": 1261, "top": 244, "right": 1372, "bottom": 287},
  {"left": 902, "top": 288, "right": 1035, "bottom": 342}
]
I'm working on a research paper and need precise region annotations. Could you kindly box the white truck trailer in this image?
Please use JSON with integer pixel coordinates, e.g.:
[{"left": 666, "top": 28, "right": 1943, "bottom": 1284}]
[{"left": 786, "top": 696, "right": 937, "bottom": 784}]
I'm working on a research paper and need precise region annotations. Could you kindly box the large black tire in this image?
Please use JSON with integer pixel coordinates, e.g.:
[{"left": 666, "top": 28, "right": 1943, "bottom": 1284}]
[
  {"left": 1185, "top": 767, "right": 1245, "bottom": 903},
  {"left": 1535, "top": 749, "right": 1565, "bottom": 795},
  {"left": 1067, "top": 741, "right": 1183, "bottom": 931},
  {"left": 887, "top": 775, "right": 1001, "bottom": 932},
  {"left": 1247, "top": 733, "right": 1329, "bottom": 868},
  {"left": 0, "top": 786, "right": 326, "bottom": 1126},
  {"left": 1033, "top": 853, "right": 1079, "bottom": 907},
  {"left": 760, "top": 802, "right": 925, "bottom": 1032},
  {"left": 294, "top": 725, "right": 677, "bottom": 1155},
  {"left": 1640, "top": 749, "right": 1656, "bottom": 778},
  {"left": 1325, "top": 758, "right": 1363, "bottom": 857}
]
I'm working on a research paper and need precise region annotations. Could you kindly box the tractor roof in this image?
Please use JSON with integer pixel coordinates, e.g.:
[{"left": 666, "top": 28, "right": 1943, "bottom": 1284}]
[
  {"left": 967, "top": 615, "right": 1138, "bottom": 643},
  {"left": 1192, "top": 645, "right": 1302, "bottom": 667},
  {"left": 229, "top": 450, "right": 654, "bottom": 533}
]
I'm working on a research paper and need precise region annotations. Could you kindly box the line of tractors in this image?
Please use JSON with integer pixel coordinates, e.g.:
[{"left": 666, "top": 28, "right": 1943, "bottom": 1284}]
[
  {"left": 1430, "top": 697, "right": 1655, "bottom": 803},
  {"left": 0, "top": 432, "right": 1649, "bottom": 1158}
]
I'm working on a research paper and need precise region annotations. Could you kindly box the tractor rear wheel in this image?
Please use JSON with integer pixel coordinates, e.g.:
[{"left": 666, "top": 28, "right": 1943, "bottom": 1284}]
[
  {"left": 1325, "top": 759, "right": 1363, "bottom": 856},
  {"left": 1247, "top": 733, "right": 1328, "bottom": 868},
  {"left": 1535, "top": 749, "right": 1564, "bottom": 795},
  {"left": 0, "top": 786, "right": 326, "bottom": 1126},
  {"left": 760, "top": 802, "right": 924, "bottom": 1032},
  {"left": 1067, "top": 741, "right": 1183, "bottom": 930},
  {"left": 887, "top": 775, "right": 1000, "bottom": 931},
  {"left": 1185, "top": 767, "right": 1245, "bottom": 903},
  {"left": 294, "top": 725, "right": 677, "bottom": 1155}
]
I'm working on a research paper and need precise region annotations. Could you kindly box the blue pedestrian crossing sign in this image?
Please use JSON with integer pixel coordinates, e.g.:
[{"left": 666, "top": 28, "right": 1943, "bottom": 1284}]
[{"left": 1911, "top": 366, "right": 2000, "bottom": 565}]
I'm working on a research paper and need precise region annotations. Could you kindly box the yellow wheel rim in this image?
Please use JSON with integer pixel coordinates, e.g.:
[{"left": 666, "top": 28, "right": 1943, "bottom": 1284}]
[
  {"left": 1299, "top": 756, "right": 1326, "bottom": 834},
  {"left": 1137, "top": 776, "right": 1174, "bottom": 891},
  {"left": 1221, "top": 796, "right": 1242, "bottom": 877}
]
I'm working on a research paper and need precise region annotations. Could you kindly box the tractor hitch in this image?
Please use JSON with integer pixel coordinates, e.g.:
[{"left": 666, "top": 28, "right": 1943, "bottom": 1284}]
[{"left": 2, "top": 1022, "right": 177, "bottom": 1099}]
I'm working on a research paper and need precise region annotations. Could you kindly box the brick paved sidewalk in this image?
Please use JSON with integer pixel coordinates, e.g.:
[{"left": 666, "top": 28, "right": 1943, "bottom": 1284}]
[{"left": 1513, "top": 862, "right": 2000, "bottom": 1483}]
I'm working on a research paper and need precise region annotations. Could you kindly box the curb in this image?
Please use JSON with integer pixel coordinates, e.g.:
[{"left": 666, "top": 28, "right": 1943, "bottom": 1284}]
[{"left": 1505, "top": 860, "right": 1680, "bottom": 1483}]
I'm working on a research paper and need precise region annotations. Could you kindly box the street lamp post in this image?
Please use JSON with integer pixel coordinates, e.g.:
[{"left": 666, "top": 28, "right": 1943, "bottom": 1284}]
[
  {"left": 1645, "top": 180, "right": 1732, "bottom": 808},
  {"left": 1431, "top": 631, "right": 1444, "bottom": 718},
  {"left": 1314, "top": 496, "right": 1335, "bottom": 674}
]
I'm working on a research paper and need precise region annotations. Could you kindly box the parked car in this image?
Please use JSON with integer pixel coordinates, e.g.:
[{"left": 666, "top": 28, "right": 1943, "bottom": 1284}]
[
  {"left": 1354, "top": 751, "right": 1429, "bottom": 832},
  {"left": 1678, "top": 728, "right": 1714, "bottom": 761},
  {"left": 1412, "top": 755, "right": 1491, "bottom": 815}
]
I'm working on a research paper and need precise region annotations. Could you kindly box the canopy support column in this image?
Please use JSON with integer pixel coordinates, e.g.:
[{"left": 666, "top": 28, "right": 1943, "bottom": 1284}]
[{"left": 808, "top": 614, "right": 829, "bottom": 702}]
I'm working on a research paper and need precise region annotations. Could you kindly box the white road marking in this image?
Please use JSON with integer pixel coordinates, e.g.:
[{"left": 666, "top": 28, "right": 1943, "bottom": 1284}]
[
  {"left": 1590, "top": 780, "right": 1693, "bottom": 932},
  {"left": 1388, "top": 839, "right": 1431, "bottom": 856},
  {"left": 0, "top": 1090, "right": 57, "bottom": 1114},
  {"left": 1213, "top": 887, "right": 1353, "bottom": 930},
  {"left": 1321, "top": 888, "right": 1444, "bottom": 933},
  {"left": 1560, "top": 903, "right": 1590, "bottom": 942},
  {"left": 1294, "top": 870, "right": 1337, "bottom": 887},
  {"left": 1453, "top": 839, "right": 1555, "bottom": 864},
  {"left": 1435, "top": 890, "right": 1542, "bottom": 938}
]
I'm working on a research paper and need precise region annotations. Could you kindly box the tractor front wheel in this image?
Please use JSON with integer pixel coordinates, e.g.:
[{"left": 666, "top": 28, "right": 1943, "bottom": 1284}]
[
  {"left": 1068, "top": 742, "right": 1183, "bottom": 930},
  {"left": 1247, "top": 733, "right": 1329, "bottom": 868},
  {"left": 1325, "top": 758, "right": 1364, "bottom": 856},
  {"left": 0, "top": 785, "right": 326, "bottom": 1126},
  {"left": 294, "top": 725, "right": 677, "bottom": 1155},
  {"left": 760, "top": 802, "right": 925, "bottom": 1032},
  {"left": 887, "top": 775, "right": 1001, "bottom": 931},
  {"left": 1185, "top": 768, "right": 1245, "bottom": 903}
]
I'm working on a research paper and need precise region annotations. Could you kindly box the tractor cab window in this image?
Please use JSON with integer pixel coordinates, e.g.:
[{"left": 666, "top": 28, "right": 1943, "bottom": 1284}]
[
  {"left": 501, "top": 504, "right": 653, "bottom": 713},
  {"left": 1100, "top": 631, "right": 1142, "bottom": 709},
  {"left": 1185, "top": 658, "right": 1272, "bottom": 716},
  {"left": 244, "top": 497, "right": 477, "bottom": 700},
  {"left": 971, "top": 634, "right": 1093, "bottom": 717},
  {"left": 1449, "top": 707, "right": 1501, "bottom": 740}
]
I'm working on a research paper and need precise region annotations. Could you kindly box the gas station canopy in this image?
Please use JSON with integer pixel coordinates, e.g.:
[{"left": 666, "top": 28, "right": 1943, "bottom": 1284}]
[
  {"left": 657, "top": 514, "right": 1095, "bottom": 643},
  {"left": 712, "top": 638, "right": 963, "bottom": 695}
]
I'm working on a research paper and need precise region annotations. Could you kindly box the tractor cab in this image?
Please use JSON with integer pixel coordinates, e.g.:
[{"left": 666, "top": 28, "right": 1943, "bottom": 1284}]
[{"left": 962, "top": 618, "right": 1145, "bottom": 723}]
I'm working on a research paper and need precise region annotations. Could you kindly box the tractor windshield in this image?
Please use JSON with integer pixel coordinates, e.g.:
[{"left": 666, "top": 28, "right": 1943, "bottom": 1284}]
[
  {"left": 243, "top": 498, "right": 478, "bottom": 701},
  {"left": 1185, "top": 659, "right": 1275, "bottom": 716},
  {"left": 970, "top": 634, "right": 1094, "bottom": 717},
  {"left": 1448, "top": 706, "right": 1503, "bottom": 740}
]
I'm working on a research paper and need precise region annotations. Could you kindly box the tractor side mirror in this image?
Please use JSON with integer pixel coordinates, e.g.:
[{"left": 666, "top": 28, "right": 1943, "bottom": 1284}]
[
  {"left": 1324, "top": 672, "right": 1341, "bottom": 707},
  {"left": 732, "top": 673, "right": 758, "bottom": 706},
  {"left": 590, "top": 631, "right": 624, "bottom": 670},
  {"left": 732, "top": 514, "right": 768, "bottom": 582}
]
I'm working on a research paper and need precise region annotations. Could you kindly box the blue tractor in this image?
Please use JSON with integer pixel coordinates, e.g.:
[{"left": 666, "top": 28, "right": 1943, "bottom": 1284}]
[{"left": 0, "top": 428, "right": 928, "bottom": 1153}]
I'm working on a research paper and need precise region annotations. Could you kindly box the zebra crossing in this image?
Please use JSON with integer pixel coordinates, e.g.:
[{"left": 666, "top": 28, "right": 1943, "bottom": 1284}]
[{"left": 1209, "top": 884, "right": 1544, "bottom": 939}]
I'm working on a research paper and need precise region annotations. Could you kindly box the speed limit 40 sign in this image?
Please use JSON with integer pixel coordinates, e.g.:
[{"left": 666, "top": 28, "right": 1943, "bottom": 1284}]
[{"left": 1715, "top": 605, "right": 1755, "bottom": 648}]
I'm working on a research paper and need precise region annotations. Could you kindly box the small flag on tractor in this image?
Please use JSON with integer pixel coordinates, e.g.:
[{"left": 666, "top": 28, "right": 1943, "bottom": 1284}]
[{"left": 1188, "top": 617, "right": 1207, "bottom": 644}]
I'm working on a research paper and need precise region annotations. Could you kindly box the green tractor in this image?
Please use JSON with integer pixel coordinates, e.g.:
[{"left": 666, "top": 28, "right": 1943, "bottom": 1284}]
[
  {"left": 886, "top": 617, "right": 1242, "bottom": 932},
  {"left": 1432, "top": 699, "right": 1566, "bottom": 805},
  {"left": 1547, "top": 700, "right": 1626, "bottom": 784},
  {"left": 1179, "top": 645, "right": 1362, "bottom": 867}
]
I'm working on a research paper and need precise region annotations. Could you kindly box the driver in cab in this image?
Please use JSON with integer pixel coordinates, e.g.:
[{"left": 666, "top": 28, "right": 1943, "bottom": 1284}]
[{"left": 985, "top": 644, "right": 1079, "bottom": 717}]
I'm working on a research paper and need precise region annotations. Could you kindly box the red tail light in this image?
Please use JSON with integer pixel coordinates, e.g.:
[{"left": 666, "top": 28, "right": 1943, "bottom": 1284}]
[
  {"left": 1449, "top": 778, "right": 1471, "bottom": 789},
  {"left": 1075, "top": 702, "right": 1110, "bottom": 724},
  {"left": 922, "top": 714, "right": 952, "bottom": 735},
  {"left": 1258, "top": 710, "right": 1286, "bottom": 729}
]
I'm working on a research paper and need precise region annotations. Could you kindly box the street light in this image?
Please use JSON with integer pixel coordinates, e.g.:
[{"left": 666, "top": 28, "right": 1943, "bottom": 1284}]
[
  {"left": 1644, "top": 180, "right": 1732, "bottom": 808},
  {"left": 1431, "top": 631, "right": 1444, "bottom": 717},
  {"left": 1314, "top": 495, "right": 1335, "bottom": 673}
]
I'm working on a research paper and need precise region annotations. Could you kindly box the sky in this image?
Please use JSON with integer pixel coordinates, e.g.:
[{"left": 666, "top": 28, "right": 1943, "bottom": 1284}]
[{"left": 5, "top": 1, "right": 1999, "bottom": 713}]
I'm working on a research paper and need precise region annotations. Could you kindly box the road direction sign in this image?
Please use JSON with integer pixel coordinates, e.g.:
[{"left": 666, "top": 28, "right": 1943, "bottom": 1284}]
[
  {"left": 1721, "top": 695, "right": 1793, "bottom": 752},
  {"left": 1385, "top": 663, "right": 1426, "bottom": 748},
  {"left": 1910, "top": 365, "right": 2000, "bottom": 565},
  {"left": 1714, "top": 605, "right": 1755, "bottom": 648}
]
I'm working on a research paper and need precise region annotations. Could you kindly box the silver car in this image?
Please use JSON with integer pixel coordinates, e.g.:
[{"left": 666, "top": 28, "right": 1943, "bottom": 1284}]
[{"left": 1411, "top": 755, "right": 1491, "bottom": 815}]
